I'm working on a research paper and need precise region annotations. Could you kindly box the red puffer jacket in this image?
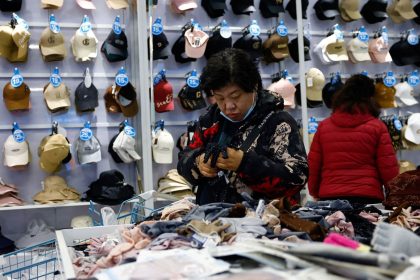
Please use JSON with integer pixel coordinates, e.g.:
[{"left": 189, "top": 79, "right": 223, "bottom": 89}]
[{"left": 308, "top": 111, "right": 399, "bottom": 200}]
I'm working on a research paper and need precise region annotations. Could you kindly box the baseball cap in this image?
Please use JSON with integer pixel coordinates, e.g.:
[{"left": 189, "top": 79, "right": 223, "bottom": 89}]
[
  {"left": 231, "top": 0, "right": 255, "bottom": 15},
  {"left": 322, "top": 76, "right": 343, "bottom": 109},
  {"left": 108, "top": 133, "right": 123, "bottom": 163},
  {"left": 151, "top": 32, "right": 169, "bottom": 60},
  {"left": 233, "top": 33, "right": 262, "bottom": 61},
  {"left": 101, "top": 29, "right": 128, "bottom": 62},
  {"left": 267, "top": 78, "right": 296, "bottom": 109},
  {"left": 184, "top": 28, "right": 209, "bottom": 58},
  {"left": 178, "top": 84, "right": 207, "bottom": 111},
  {"left": 288, "top": 36, "right": 311, "bottom": 63},
  {"left": 347, "top": 38, "right": 370, "bottom": 63},
  {"left": 259, "top": 0, "right": 284, "bottom": 18},
  {"left": 394, "top": 0, "right": 417, "bottom": 20},
  {"left": 0, "top": 0, "right": 22, "bottom": 11},
  {"left": 314, "top": 34, "right": 347, "bottom": 64},
  {"left": 3, "top": 82, "right": 31, "bottom": 111},
  {"left": 387, "top": 0, "right": 405, "bottom": 23},
  {"left": 77, "top": 0, "right": 96, "bottom": 9},
  {"left": 104, "top": 85, "right": 122, "bottom": 113},
  {"left": 3, "top": 135, "right": 30, "bottom": 167},
  {"left": 33, "top": 176, "right": 80, "bottom": 203},
  {"left": 374, "top": 80, "right": 397, "bottom": 109},
  {"left": 404, "top": 113, "right": 420, "bottom": 145},
  {"left": 71, "top": 216, "right": 94, "bottom": 228},
  {"left": 43, "top": 83, "right": 71, "bottom": 112},
  {"left": 152, "top": 129, "right": 175, "bottom": 164},
  {"left": 171, "top": 0, "right": 197, "bottom": 13},
  {"left": 8, "top": 24, "right": 30, "bottom": 62},
  {"left": 172, "top": 32, "right": 197, "bottom": 63},
  {"left": 15, "top": 220, "right": 55, "bottom": 249},
  {"left": 154, "top": 79, "right": 174, "bottom": 113},
  {"left": 39, "top": 27, "right": 66, "bottom": 62},
  {"left": 295, "top": 83, "right": 323, "bottom": 108},
  {"left": 204, "top": 28, "right": 232, "bottom": 59},
  {"left": 401, "top": 126, "right": 420, "bottom": 150},
  {"left": 313, "top": 0, "right": 340, "bottom": 20},
  {"left": 262, "top": 33, "right": 289, "bottom": 63},
  {"left": 361, "top": 0, "right": 388, "bottom": 23},
  {"left": 339, "top": 0, "right": 362, "bottom": 21},
  {"left": 306, "top": 68, "right": 325, "bottom": 102},
  {"left": 41, "top": 0, "right": 63, "bottom": 9},
  {"left": 398, "top": 160, "right": 416, "bottom": 174},
  {"left": 389, "top": 36, "right": 420, "bottom": 66},
  {"left": 368, "top": 36, "right": 392, "bottom": 63},
  {"left": 71, "top": 29, "right": 98, "bottom": 62},
  {"left": 286, "top": 0, "right": 309, "bottom": 19},
  {"left": 112, "top": 131, "right": 141, "bottom": 163},
  {"left": 38, "top": 134, "right": 71, "bottom": 173},
  {"left": 106, "top": 0, "right": 129, "bottom": 9},
  {"left": 114, "top": 82, "right": 139, "bottom": 117},
  {"left": 75, "top": 73, "right": 98, "bottom": 112},
  {"left": 394, "top": 81, "right": 418, "bottom": 106},
  {"left": 76, "top": 135, "right": 101, "bottom": 164},
  {"left": 201, "top": 0, "right": 226, "bottom": 18}
]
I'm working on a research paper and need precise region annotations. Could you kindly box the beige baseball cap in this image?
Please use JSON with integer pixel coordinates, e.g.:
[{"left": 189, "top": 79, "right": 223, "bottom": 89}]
[
  {"left": 106, "top": 0, "right": 129, "bottom": 9},
  {"left": 347, "top": 38, "right": 371, "bottom": 63},
  {"left": 43, "top": 83, "right": 71, "bottom": 112},
  {"left": 387, "top": 0, "right": 406, "bottom": 23},
  {"left": 39, "top": 27, "right": 66, "bottom": 62},
  {"left": 339, "top": 0, "right": 362, "bottom": 21},
  {"left": 394, "top": 0, "right": 417, "bottom": 20},
  {"left": 41, "top": 0, "right": 63, "bottom": 9},
  {"left": 9, "top": 24, "right": 30, "bottom": 62},
  {"left": 38, "top": 134, "right": 70, "bottom": 173},
  {"left": 3, "top": 135, "right": 30, "bottom": 168},
  {"left": 306, "top": 68, "right": 325, "bottom": 102},
  {"left": 70, "top": 29, "right": 98, "bottom": 62},
  {"left": 325, "top": 38, "right": 348, "bottom": 62}
]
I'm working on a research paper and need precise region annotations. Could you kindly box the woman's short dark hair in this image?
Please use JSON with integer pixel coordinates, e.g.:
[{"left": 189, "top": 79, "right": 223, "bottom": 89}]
[
  {"left": 332, "top": 74, "right": 380, "bottom": 117},
  {"left": 200, "top": 48, "right": 262, "bottom": 96}
]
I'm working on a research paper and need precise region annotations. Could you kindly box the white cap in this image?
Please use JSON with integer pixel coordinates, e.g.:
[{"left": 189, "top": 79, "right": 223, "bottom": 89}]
[
  {"left": 4, "top": 135, "right": 30, "bottom": 167},
  {"left": 152, "top": 129, "right": 174, "bottom": 164},
  {"left": 306, "top": 68, "right": 325, "bottom": 102},
  {"left": 76, "top": 136, "right": 101, "bottom": 165},
  {"left": 70, "top": 29, "right": 98, "bottom": 62},
  {"left": 394, "top": 82, "right": 418, "bottom": 106},
  {"left": 404, "top": 113, "right": 420, "bottom": 145},
  {"left": 347, "top": 38, "right": 371, "bottom": 63},
  {"left": 71, "top": 215, "right": 94, "bottom": 228},
  {"left": 314, "top": 36, "right": 333, "bottom": 64},
  {"left": 112, "top": 131, "right": 141, "bottom": 163}
]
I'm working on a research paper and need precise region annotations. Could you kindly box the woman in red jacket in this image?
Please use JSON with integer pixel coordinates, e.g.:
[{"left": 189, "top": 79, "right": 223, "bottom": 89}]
[{"left": 308, "top": 74, "right": 399, "bottom": 204}]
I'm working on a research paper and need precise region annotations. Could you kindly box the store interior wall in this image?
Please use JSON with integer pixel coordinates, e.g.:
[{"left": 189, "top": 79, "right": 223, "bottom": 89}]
[{"left": 0, "top": 1, "right": 137, "bottom": 237}]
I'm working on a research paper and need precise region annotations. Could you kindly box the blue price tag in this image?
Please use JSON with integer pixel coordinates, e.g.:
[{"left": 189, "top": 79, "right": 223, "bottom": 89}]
[
  {"left": 124, "top": 125, "right": 136, "bottom": 138},
  {"left": 383, "top": 72, "right": 396, "bottom": 88},
  {"left": 115, "top": 74, "right": 129, "bottom": 87},
  {"left": 382, "top": 27, "right": 388, "bottom": 45},
  {"left": 394, "top": 118, "right": 402, "bottom": 131},
  {"left": 308, "top": 118, "right": 318, "bottom": 134},
  {"left": 408, "top": 74, "right": 420, "bottom": 87},
  {"left": 49, "top": 15, "right": 60, "bottom": 33},
  {"left": 334, "top": 25, "right": 343, "bottom": 40},
  {"left": 80, "top": 128, "right": 93, "bottom": 141},
  {"left": 11, "top": 74, "right": 23, "bottom": 88},
  {"left": 187, "top": 75, "right": 200, "bottom": 88},
  {"left": 276, "top": 21, "right": 288, "bottom": 37},
  {"left": 80, "top": 16, "right": 92, "bottom": 33},
  {"left": 249, "top": 21, "right": 260, "bottom": 36},
  {"left": 358, "top": 30, "right": 369, "bottom": 42},
  {"left": 152, "top": 18, "right": 163, "bottom": 36},
  {"left": 113, "top": 16, "right": 122, "bottom": 35},
  {"left": 220, "top": 26, "right": 231, "bottom": 39},
  {"left": 50, "top": 74, "right": 62, "bottom": 88},
  {"left": 407, "top": 32, "right": 419, "bottom": 46},
  {"left": 13, "top": 129, "right": 25, "bottom": 143},
  {"left": 13, "top": 13, "right": 29, "bottom": 31}
]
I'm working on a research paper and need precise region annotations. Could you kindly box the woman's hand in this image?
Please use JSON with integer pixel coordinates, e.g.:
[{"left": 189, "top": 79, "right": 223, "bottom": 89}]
[
  {"left": 216, "top": 147, "right": 244, "bottom": 171},
  {"left": 196, "top": 153, "right": 219, "bottom": 178}
]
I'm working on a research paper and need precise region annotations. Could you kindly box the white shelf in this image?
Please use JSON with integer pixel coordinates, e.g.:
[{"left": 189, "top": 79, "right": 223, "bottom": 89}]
[{"left": 0, "top": 202, "right": 91, "bottom": 211}]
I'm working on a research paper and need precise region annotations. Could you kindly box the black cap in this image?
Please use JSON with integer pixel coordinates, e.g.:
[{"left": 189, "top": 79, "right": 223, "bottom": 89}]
[
  {"left": 286, "top": 0, "right": 309, "bottom": 20},
  {"left": 414, "top": 3, "right": 420, "bottom": 24},
  {"left": 150, "top": 32, "right": 169, "bottom": 60},
  {"left": 313, "top": 0, "right": 340, "bottom": 20},
  {"left": 101, "top": 30, "right": 128, "bottom": 62},
  {"left": 233, "top": 33, "right": 262, "bottom": 61},
  {"left": 389, "top": 36, "right": 420, "bottom": 66},
  {"left": 295, "top": 83, "right": 323, "bottom": 108},
  {"left": 0, "top": 0, "right": 22, "bottom": 12},
  {"left": 361, "top": 0, "right": 388, "bottom": 24},
  {"left": 202, "top": 0, "right": 226, "bottom": 18},
  {"left": 259, "top": 0, "right": 285, "bottom": 18},
  {"left": 288, "top": 36, "right": 311, "bottom": 63},
  {"left": 171, "top": 33, "right": 197, "bottom": 63},
  {"left": 178, "top": 84, "right": 207, "bottom": 111},
  {"left": 322, "top": 77, "right": 343, "bottom": 108},
  {"left": 75, "top": 81, "right": 99, "bottom": 112},
  {"left": 204, "top": 29, "right": 232, "bottom": 59},
  {"left": 231, "top": 0, "right": 255, "bottom": 15},
  {"left": 85, "top": 169, "right": 135, "bottom": 205}
]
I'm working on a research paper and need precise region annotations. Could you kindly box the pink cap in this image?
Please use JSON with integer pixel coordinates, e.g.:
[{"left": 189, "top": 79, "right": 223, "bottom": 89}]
[
  {"left": 171, "top": 0, "right": 197, "bottom": 13},
  {"left": 268, "top": 78, "right": 296, "bottom": 109},
  {"left": 76, "top": 0, "right": 96, "bottom": 9},
  {"left": 184, "top": 29, "right": 209, "bottom": 58}
]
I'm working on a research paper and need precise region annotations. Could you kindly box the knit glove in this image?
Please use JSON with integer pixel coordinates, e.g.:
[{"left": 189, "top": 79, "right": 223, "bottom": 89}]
[
  {"left": 203, "top": 143, "right": 228, "bottom": 167},
  {"left": 219, "top": 217, "right": 267, "bottom": 236}
]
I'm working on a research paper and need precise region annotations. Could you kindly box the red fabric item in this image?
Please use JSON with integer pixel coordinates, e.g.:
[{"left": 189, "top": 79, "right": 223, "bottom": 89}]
[{"left": 308, "top": 111, "right": 399, "bottom": 200}]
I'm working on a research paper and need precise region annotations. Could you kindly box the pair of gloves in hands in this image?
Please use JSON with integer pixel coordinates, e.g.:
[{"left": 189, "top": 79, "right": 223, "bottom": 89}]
[{"left": 203, "top": 142, "right": 229, "bottom": 168}]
